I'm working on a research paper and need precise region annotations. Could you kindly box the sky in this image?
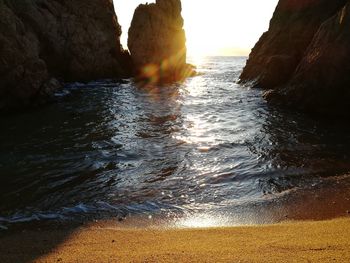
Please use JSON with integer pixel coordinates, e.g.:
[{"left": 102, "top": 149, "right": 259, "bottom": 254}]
[{"left": 113, "top": 0, "right": 279, "bottom": 56}]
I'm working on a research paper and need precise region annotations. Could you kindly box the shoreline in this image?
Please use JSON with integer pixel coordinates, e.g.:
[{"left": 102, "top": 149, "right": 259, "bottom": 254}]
[
  {"left": 1, "top": 217, "right": 350, "bottom": 262},
  {"left": 2, "top": 173, "right": 350, "bottom": 231}
]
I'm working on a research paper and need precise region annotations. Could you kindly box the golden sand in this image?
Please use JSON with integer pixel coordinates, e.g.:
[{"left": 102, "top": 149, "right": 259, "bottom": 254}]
[{"left": 1, "top": 218, "right": 350, "bottom": 262}]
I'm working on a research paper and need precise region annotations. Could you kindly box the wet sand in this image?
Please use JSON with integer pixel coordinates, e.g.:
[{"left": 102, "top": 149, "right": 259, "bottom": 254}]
[{"left": 1, "top": 218, "right": 350, "bottom": 262}]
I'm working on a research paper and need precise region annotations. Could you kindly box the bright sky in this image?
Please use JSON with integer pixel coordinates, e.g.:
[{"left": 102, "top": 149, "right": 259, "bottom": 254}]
[{"left": 113, "top": 0, "right": 278, "bottom": 56}]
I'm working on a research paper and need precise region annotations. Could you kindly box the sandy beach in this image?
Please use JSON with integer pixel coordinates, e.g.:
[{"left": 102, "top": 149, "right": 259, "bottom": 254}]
[{"left": 1, "top": 218, "right": 350, "bottom": 262}]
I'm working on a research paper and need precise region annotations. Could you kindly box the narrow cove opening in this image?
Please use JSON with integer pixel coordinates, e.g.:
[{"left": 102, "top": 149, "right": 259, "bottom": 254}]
[{"left": 113, "top": 0, "right": 278, "bottom": 57}]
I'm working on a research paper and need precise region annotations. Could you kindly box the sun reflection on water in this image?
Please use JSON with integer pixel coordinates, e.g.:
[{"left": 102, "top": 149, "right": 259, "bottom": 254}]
[
  {"left": 174, "top": 214, "right": 230, "bottom": 228},
  {"left": 170, "top": 211, "right": 272, "bottom": 229}
]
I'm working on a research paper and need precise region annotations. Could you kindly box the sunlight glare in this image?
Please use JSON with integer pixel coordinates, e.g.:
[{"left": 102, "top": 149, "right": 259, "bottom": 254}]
[
  {"left": 182, "top": 0, "right": 278, "bottom": 57},
  {"left": 175, "top": 215, "right": 226, "bottom": 228},
  {"left": 114, "top": 0, "right": 278, "bottom": 56}
]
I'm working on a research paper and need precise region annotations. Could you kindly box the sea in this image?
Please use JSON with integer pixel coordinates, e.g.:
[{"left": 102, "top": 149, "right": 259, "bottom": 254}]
[{"left": 1, "top": 56, "right": 350, "bottom": 229}]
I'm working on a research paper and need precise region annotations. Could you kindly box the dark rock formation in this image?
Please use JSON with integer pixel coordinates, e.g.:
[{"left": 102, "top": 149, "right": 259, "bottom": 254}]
[
  {"left": 0, "top": 0, "right": 130, "bottom": 111},
  {"left": 240, "top": 0, "right": 350, "bottom": 116},
  {"left": 240, "top": 0, "right": 347, "bottom": 89},
  {"left": 265, "top": 2, "right": 350, "bottom": 115},
  {"left": 128, "top": 0, "right": 194, "bottom": 84}
]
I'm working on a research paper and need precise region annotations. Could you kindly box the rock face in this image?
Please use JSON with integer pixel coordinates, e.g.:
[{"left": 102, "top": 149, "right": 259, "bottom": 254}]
[
  {"left": 240, "top": 0, "right": 350, "bottom": 116},
  {"left": 0, "top": 0, "right": 130, "bottom": 111},
  {"left": 128, "top": 0, "right": 193, "bottom": 84}
]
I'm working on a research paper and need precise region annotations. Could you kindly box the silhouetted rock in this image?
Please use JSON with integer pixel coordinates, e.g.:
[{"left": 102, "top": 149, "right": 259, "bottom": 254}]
[
  {"left": 240, "top": 0, "right": 350, "bottom": 116},
  {"left": 240, "top": 0, "right": 347, "bottom": 90},
  {"left": 0, "top": 0, "right": 131, "bottom": 111},
  {"left": 128, "top": 0, "right": 195, "bottom": 84},
  {"left": 265, "top": 2, "right": 350, "bottom": 116}
]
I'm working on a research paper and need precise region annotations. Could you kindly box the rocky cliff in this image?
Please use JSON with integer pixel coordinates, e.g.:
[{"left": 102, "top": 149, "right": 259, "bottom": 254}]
[
  {"left": 128, "top": 0, "right": 194, "bottom": 84},
  {"left": 0, "top": 0, "right": 130, "bottom": 111},
  {"left": 240, "top": 0, "right": 350, "bottom": 116}
]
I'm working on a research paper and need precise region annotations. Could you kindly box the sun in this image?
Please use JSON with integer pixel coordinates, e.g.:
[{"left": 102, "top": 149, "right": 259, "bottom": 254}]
[
  {"left": 185, "top": 27, "right": 220, "bottom": 57},
  {"left": 182, "top": 1, "right": 223, "bottom": 57},
  {"left": 181, "top": 0, "right": 279, "bottom": 57}
]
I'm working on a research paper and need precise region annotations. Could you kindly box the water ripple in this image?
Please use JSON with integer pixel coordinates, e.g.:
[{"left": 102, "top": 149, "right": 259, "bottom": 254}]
[{"left": 1, "top": 56, "right": 350, "bottom": 226}]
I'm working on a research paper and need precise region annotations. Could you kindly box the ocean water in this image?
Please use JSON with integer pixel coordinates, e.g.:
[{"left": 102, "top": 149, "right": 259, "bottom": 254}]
[{"left": 1, "top": 56, "right": 350, "bottom": 228}]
